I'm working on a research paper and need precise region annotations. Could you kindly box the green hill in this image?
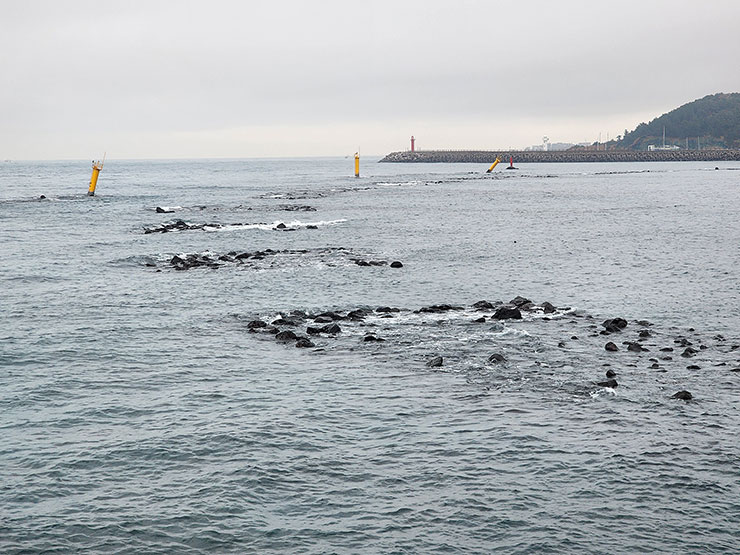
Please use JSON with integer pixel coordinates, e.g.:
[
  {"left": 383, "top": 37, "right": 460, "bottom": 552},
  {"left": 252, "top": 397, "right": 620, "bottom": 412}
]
[{"left": 615, "top": 93, "right": 740, "bottom": 150}]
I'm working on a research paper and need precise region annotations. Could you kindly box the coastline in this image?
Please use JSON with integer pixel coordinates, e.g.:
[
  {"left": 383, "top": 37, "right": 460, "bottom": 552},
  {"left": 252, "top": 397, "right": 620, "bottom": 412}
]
[{"left": 379, "top": 149, "right": 740, "bottom": 163}]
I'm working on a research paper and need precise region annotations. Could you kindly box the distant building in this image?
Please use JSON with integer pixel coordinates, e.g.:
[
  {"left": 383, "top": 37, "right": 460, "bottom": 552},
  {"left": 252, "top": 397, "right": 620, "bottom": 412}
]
[{"left": 648, "top": 144, "right": 680, "bottom": 151}]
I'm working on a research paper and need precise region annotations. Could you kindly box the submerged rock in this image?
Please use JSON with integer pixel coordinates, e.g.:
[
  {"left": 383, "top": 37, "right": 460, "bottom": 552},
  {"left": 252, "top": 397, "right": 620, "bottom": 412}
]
[
  {"left": 596, "top": 379, "right": 618, "bottom": 388},
  {"left": 426, "top": 356, "right": 444, "bottom": 368},
  {"left": 390, "top": 261, "right": 403, "bottom": 268},
  {"left": 606, "top": 369, "right": 617, "bottom": 378},
  {"left": 487, "top": 353, "right": 506, "bottom": 364},
  {"left": 605, "top": 341, "right": 619, "bottom": 352},
  {"left": 672, "top": 390, "right": 693, "bottom": 401}
]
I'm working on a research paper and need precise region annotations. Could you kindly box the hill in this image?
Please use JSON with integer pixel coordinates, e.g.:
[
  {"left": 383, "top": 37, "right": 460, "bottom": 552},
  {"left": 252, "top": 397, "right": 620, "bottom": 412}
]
[{"left": 615, "top": 93, "right": 740, "bottom": 150}]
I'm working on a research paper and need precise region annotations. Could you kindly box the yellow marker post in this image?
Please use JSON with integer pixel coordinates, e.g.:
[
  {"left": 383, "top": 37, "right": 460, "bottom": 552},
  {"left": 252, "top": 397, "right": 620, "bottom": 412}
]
[
  {"left": 354, "top": 152, "right": 360, "bottom": 178},
  {"left": 87, "top": 153, "right": 105, "bottom": 196},
  {"left": 486, "top": 157, "right": 501, "bottom": 173}
]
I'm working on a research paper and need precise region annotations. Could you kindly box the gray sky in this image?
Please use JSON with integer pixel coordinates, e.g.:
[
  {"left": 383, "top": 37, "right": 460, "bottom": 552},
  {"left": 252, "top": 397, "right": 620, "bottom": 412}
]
[{"left": 2, "top": 0, "right": 739, "bottom": 159}]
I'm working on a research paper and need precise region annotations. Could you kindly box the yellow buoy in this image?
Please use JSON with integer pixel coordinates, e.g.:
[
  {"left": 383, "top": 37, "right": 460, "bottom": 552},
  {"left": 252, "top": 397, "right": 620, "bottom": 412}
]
[
  {"left": 87, "top": 154, "right": 105, "bottom": 196},
  {"left": 354, "top": 152, "right": 360, "bottom": 178},
  {"left": 486, "top": 157, "right": 501, "bottom": 173}
]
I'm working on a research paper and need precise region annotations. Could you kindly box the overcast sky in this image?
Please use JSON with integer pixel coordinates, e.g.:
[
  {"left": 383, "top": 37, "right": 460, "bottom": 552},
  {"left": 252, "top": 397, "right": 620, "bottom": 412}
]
[{"left": 2, "top": 0, "right": 740, "bottom": 159}]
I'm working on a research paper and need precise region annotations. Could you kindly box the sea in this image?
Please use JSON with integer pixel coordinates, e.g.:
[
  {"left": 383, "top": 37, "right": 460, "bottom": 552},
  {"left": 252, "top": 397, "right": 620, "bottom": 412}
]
[{"left": 1, "top": 157, "right": 739, "bottom": 553}]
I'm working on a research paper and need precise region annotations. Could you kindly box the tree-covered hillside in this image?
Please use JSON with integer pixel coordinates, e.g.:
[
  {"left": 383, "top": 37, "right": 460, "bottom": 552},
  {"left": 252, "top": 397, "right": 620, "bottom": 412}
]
[{"left": 616, "top": 93, "right": 740, "bottom": 150}]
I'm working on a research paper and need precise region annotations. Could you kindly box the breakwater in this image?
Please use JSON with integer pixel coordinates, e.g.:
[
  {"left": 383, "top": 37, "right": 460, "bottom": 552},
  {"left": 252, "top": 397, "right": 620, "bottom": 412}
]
[{"left": 380, "top": 149, "right": 740, "bottom": 163}]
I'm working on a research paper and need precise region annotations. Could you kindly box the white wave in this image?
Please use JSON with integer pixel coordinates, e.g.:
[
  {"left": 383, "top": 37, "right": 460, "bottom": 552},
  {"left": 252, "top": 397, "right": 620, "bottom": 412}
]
[
  {"left": 590, "top": 387, "right": 617, "bottom": 398},
  {"left": 207, "top": 219, "right": 347, "bottom": 232}
]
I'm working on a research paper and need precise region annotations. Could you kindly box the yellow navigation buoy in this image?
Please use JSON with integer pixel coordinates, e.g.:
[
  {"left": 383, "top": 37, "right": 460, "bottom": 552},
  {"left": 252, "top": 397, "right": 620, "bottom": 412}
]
[
  {"left": 87, "top": 153, "right": 105, "bottom": 196},
  {"left": 486, "top": 157, "right": 501, "bottom": 173},
  {"left": 354, "top": 152, "right": 360, "bottom": 178}
]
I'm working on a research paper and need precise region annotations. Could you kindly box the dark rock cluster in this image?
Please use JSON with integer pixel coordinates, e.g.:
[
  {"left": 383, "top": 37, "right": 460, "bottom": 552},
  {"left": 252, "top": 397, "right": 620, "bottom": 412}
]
[
  {"left": 277, "top": 204, "right": 316, "bottom": 212},
  {"left": 241, "top": 296, "right": 733, "bottom": 403},
  {"left": 144, "top": 219, "right": 317, "bottom": 234},
  {"left": 153, "top": 247, "right": 401, "bottom": 272}
]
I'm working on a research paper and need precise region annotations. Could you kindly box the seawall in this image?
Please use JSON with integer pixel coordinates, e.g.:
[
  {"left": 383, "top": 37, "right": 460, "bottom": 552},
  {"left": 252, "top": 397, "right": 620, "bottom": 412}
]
[{"left": 379, "top": 149, "right": 740, "bottom": 163}]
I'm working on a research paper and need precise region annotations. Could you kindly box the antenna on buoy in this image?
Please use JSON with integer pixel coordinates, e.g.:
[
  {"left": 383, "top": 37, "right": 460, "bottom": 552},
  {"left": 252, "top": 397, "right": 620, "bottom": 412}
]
[{"left": 87, "top": 152, "right": 106, "bottom": 196}]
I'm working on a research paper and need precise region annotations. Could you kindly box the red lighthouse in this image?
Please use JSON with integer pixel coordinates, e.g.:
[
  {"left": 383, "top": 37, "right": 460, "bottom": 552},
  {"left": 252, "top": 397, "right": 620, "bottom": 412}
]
[{"left": 410, "top": 136, "right": 415, "bottom": 152}]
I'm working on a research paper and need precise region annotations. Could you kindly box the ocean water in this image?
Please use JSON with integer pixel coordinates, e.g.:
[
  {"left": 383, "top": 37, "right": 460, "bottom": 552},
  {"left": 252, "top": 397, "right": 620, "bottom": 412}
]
[{"left": 1, "top": 157, "right": 739, "bottom": 553}]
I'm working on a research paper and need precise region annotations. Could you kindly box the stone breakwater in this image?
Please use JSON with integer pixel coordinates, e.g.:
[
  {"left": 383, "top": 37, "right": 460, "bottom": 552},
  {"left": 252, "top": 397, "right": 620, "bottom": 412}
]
[{"left": 379, "top": 149, "right": 740, "bottom": 163}]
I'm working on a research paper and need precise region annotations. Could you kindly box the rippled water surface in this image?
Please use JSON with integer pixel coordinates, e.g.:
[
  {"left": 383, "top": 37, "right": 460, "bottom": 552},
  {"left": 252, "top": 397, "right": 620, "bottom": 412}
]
[{"left": 2, "top": 158, "right": 739, "bottom": 553}]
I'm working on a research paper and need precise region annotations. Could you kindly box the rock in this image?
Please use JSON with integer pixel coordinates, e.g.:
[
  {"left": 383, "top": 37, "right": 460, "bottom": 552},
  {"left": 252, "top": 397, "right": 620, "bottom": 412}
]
[
  {"left": 235, "top": 252, "right": 252, "bottom": 260},
  {"left": 426, "top": 356, "right": 444, "bottom": 368},
  {"left": 509, "top": 296, "right": 532, "bottom": 307},
  {"left": 376, "top": 306, "right": 399, "bottom": 313},
  {"left": 602, "top": 318, "right": 628, "bottom": 333},
  {"left": 660, "top": 347, "right": 674, "bottom": 352},
  {"left": 275, "top": 330, "right": 298, "bottom": 342},
  {"left": 605, "top": 369, "right": 617, "bottom": 378},
  {"left": 571, "top": 336, "right": 578, "bottom": 340},
  {"left": 487, "top": 353, "right": 506, "bottom": 363},
  {"left": 306, "top": 326, "right": 321, "bottom": 335},
  {"left": 597, "top": 379, "right": 618, "bottom": 388},
  {"left": 671, "top": 390, "right": 693, "bottom": 401},
  {"left": 247, "top": 319, "right": 267, "bottom": 330},
  {"left": 473, "top": 300, "right": 495, "bottom": 310},
  {"left": 347, "top": 309, "right": 370, "bottom": 320},
  {"left": 473, "top": 317, "right": 486, "bottom": 323},
  {"left": 650, "top": 363, "right": 660, "bottom": 369},
  {"left": 627, "top": 342, "right": 647, "bottom": 352},
  {"left": 355, "top": 260, "right": 371, "bottom": 266},
  {"left": 416, "top": 304, "right": 464, "bottom": 313},
  {"left": 275, "top": 223, "right": 287, "bottom": 229},
  {"left": 272, "top": 317, "right": 300, "bottom": 326},
  {"left": 605, "top": 341, "right": 619, "bottom": 352},
  {"left": 635, "top": 320, "right": 653, "bottom": 327},
  {"left": 686, "top": 365, "right": 701, "bottom": 370},
  {"left": 316, "top": 311, "right": 343, "bottom": 321},
  {"left": 156, "top": 206, "right": 174, "bottom": 213},
  {"left": 39, "top": 194, "right": 47, "bottom": 200},
  {"left": 295, "top": 337, "right": 315, "bottom": 348},
  {"left": 390, "top": 261, "right": 403, "bottom": 268},
  {"left": 492, "top": 306, "right": 522, "bottom": 320},
  {"left": 541, "top": 301, "right": 556, "bottom": 314},
  {"left": 363, "top": 334, "right": 385, "bottom": 342},
  {"left": 639, "top": 330, "right": 651, "bottom": 338},
  {"left": 681, "top": 347, "right": 698, "bottom": 358},
  {"left": 320, "top": 323, "right": 342, "bottom": 334},
  {"left": 313, "top": 315, "right": 334, "bottom": 324}
]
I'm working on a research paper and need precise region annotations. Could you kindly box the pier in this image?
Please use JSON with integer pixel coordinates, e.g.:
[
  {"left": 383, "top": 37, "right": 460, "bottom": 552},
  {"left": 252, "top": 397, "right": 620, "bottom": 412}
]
[{"left": 379, "top": 149, "right": 740, "bottom": 163}]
